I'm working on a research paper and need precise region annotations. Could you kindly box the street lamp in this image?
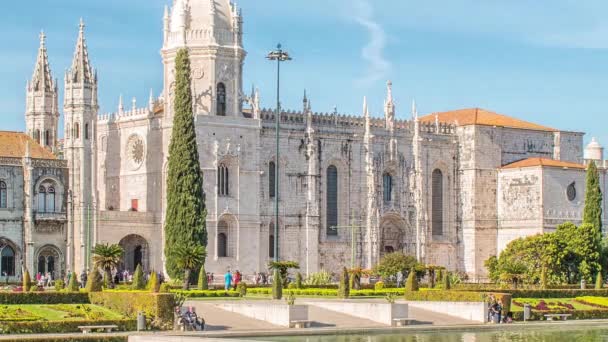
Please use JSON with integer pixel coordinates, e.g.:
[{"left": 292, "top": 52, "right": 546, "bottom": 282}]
[{"left": 267, "top": 44, "right": 292, "bottom": 262}]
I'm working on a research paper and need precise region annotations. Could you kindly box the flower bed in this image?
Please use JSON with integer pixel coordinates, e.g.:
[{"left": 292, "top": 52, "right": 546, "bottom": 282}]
[
  {"left": 574, "top": 296, "right": 608, "bottom": 309},
  {"left": 0, "top": 292, "right": 89, "bottom": 305}
]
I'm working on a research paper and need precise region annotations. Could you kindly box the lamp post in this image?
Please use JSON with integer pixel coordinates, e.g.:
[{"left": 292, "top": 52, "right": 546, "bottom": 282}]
[{"left": 267, "top": 44, "right": 292, "bottom": 262}]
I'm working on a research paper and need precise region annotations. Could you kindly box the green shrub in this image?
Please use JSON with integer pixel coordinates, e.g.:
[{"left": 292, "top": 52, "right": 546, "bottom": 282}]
[
  {"left": 85, "top": 269, "right": 103, "bottom": 293},
  {"left": 0, "top": 319, "right": 136, "bottom": 334},
  {"left": 0, "top": 292, "right": 88, "bottom": 304},
  {"left": 54, "top": 280, "right": 65, "bottom": 291},
  {"left": 405, "top": 268, "right": 419, "bottom": 292},
  {"left": 171, "top": 290, "right": 240, "bottom": 298},
  {"left": 272, "top": 269, "right": 282, "bottom": 300},
  {"left": 88, "top": 292, "right": 174, "bottom": 330},
  {"left": 596, "top": 271, "right": 603, "bottom": 289},
  {"left": 159, "top": 283, "right": 171, "bottom": 293},
  {"left": 147, "top": 272, "right": 160, "bottom": 293},
  {"left": 23, "top": 269, "right": 32, "bottom": 292},
  {"left": 132, "top": 264, "right": 146, "bottom": 290},
  {"left": 374, "top": 281, "right": 385, "bottom": 291},
  {"left": 197, "top": 265, "right": 208, "bottom": 290},
  {"left": 67, "top": 273, "right": 80, "bottom": 292},
  {"left": 443, "top": 272, "right": 451, "bottom": 290},
  {"left": 237, "top": 282, "right": 247, "bottom": 297},
  {"left": 338, "top": 267, "right": 350, "bottom": 299},
  {"left": 295, "top": 272, "right": 303, "bottom": 289},
  {"left": 304, "top": 269, "right": 332, "bottom": 286}
]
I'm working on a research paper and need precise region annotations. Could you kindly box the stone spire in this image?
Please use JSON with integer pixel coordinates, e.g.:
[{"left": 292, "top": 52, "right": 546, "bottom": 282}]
[
  {"left": 412, "top": 99, "right": 418, "bottom": 121},
  {"left": 31, "top": 31, "right": 55, "bottom": 92},
  {"left": 384, "top": 80, "right": 395, "bottom": 128},
  {"left": 149, "top": 89, "right": 155, "bottom": 111},
  {"left": 362, "top": 96, "right": 378, "bottom": 268},
  {"left": 67, "top": 19, "right": 94, "bottom": 84},
  {"left": 363, "top": 96, "right": 371, "bottom": 141},
  {"left": 118, "top": 95, "right": 124, "bottom": 114}
]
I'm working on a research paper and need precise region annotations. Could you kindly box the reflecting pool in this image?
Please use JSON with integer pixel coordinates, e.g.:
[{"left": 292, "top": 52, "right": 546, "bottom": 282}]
[{"left": 249, "top": 326, "right": 608, "bottom": 342}]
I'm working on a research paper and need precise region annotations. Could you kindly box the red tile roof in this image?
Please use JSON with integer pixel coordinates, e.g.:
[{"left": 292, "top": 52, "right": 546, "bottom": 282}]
[
  {"left": 502, "top": 158, "right": 585, "bottom": 170},
  {"left": 419, "top": 108, "right": 557, "bottom": 132},
  {"left": 0, "top": 131, "right": 56, "bottom": 159}
]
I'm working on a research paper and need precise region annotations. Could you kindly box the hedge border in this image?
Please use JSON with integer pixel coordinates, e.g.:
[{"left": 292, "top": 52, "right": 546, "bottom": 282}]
[
  {"left": 0, "top": 292, "right": 89, "bottom": 305},
  {"left": 0, "top": 319, "right": 136, "bottom": 334}
]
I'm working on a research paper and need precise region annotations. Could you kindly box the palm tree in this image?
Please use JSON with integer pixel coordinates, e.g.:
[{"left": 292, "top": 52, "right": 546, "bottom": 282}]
[
  {"left": 92, "top": 243, "right": 124, "bottom": 287},
  {"left": 174, "top": 244, "right": 206, "bottom": 290}
]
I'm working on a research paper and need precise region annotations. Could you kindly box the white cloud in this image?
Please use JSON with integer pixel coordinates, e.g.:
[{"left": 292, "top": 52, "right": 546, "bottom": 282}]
[{"left": 352, "top": 0, "right": 390, "bottom": 86}]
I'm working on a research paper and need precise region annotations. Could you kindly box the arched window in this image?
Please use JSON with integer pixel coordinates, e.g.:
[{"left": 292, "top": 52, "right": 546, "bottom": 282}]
[
  {"left": 269, "top": 222, "right": 275, "bottom": 259},
  {"left": 217, "top": 163, "right": 229, "bottom": 196},
  {"left": 35, "top": 130, "right": 41, "bottom": 144},
  {"left": 46, "top": 187, "right": 55, "bottom": 213},
  {"left": 326, "top": 165, "right": 338, "bottom": 236},
  {"left": 37, "top": 186, "right": 46, "bottom": 213},
  {"left": 0, "top": 181, "right": 6, "bottom": 209},
  {"left": 85, "top": 123, "right": 89, "bottom": 140},
  {"left": 45, "top": 130, "right": 51, "bottom": 146},
  {"left": 66, "top": 124, "right": 71, "bottom": 139},
  {"left": 383, "top": 173, "right": 393, "bottom": 203},
  {"left": 432, "top": 169, "right": 444, "bottom": 236},
  {"left": 217, "top": 83, "right": 226, "bottom": 116},
  {"left": 74, "top": 123, "right": 80, "bottom": 139},
  {"left": 217, "top": 221, "right": 229, "bottom": 258},
  {"left": 269, "top": 161, "right": 276, "bottom": 198},
  {"left": 0, "top": 245, "right": 15, "bottom": 276}
]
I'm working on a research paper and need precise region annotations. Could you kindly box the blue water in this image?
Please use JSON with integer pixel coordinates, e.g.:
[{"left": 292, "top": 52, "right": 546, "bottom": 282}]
[{"left": 250, "top": 326, "right": 608, "bottom": 341}]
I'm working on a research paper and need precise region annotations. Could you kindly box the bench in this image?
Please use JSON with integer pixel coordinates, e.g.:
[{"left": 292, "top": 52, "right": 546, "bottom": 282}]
[
  {"left": 544, "top": 314, "right": 572, "bottom": 321},
  {"left": 78, "top": 325, "right": 118, "bottom": 334},
  {"left": 392, "top": 318, "right": 416, "bottom": 327},
  {"left": 290, "top": 320, "right": 312, "bottom": 328}
]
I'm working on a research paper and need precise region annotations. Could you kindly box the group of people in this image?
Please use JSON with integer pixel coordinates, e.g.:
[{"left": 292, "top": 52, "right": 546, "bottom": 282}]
[
  {"left": 223, "top": 270, "right": 242, "bottom": 290},
  {"left": 35, "top": 272, "right": 54, "bottom": 287},
  {"left": 487, "top": 295, "right": 513, "bottom": 324}
]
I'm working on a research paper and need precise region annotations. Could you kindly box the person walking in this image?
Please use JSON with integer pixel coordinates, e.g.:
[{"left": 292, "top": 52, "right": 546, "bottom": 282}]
[{"left": 224, "top": 270, "right": 233, "bottom": 291}]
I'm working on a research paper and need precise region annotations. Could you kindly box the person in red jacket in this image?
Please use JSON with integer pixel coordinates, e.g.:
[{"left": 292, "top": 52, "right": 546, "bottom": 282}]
[{"left": 233, "top": 270, "right": 241, "bottom": 290}]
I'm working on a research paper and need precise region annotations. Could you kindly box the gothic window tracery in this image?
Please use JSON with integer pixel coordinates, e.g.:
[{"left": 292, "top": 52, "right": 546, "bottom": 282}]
[
  {"left": 0, "top": 244, "right": 15, "bottom": 277},
  {"left": 74, "top": 123, "right": 80, "bottom": 139},
  {"left": 269, "top": 161, "right": 276, "bottom": 198},
  {"left": 37, "top": 181, "right": 57, "bottom": 213},
  {"left": 217, "top": 83, "right": 226, "bottom": 116},
  {"left": 0, "top": 181, "right": 7, "bottom": 208},
  {"left": 383, "top": 173, "right": 393, "bottom": 203},
  {"left": 37, "top": 186, "right": 46, "bottom": 212},
  {"left": 326, "top": 165, "right": 338, "bottom": 236},
  {"left": 218, "top": 163, "right": 229, "bottom": 196},
  {"left": 432, "top": 169, "right": 444, "bottom": 237}
]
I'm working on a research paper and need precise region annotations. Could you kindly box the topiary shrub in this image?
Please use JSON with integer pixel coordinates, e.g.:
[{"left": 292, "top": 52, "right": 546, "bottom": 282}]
[
  {"left": 132, "top": 264, "right": 146, "bottom": 290},
  {"left": 67, "top": 273, "right": 80, "bottom": 292},
  {"left": 405, "top": 268, "right": 419, "bottom": 292},
  {"left": 374, "top": 281, "right": 385, "bottom": 291},
  {"left": 272, "top": 269, "right": 282, "bottom": 300},
  {"left": 443, "top": 271, "right": 451, "bottom": 290},
  {"left": 54, "top": 279, "right": 65, "bottom": 291},
  {"left": 338, "top": 267, "right": 350, "bottom": 299},
  {"left": 237, "top": 282, "right": 247, "bottom": 297},
  {"left": 159, "top": 283, "right": 171, "bottom": 293},
  {"left": 147, "top": 271, "right": 160, "bottom": 293},
  {"left": 197, "top": 265, "right": 208, "bottom": 290},
  {"left": 295, "top": 272, "right": 303, "bottom": 289},
  {"left": 596, "top": 271, "right": 603, "bottom": 289},
  {"left": 85, "top": 269, "right": 103, "bottom": 293},
  {"left": 23, "top": 269, "right": 32, "bottom": 292}
]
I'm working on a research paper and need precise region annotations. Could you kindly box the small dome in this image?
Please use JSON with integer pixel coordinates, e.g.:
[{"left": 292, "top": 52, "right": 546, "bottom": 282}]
[{"left": 585, "top": 137, "right": 604, "bottom": 161}]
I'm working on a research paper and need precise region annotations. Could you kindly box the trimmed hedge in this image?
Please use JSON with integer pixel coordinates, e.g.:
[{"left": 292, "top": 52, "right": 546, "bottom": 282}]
[
  {"left": 88, "top": 292, "right": 174, "bottom": 330},
  {"left": 247, "top": 287, "right": 408, "bottom": 297},
  {"left": 0, "top": 337, "right": 126, "bottom": 342},
  {"left": 0, "top": 292, "right": 89, "bottom": 305},
  {"left": 0, "top": 319, "right": 136, "bottom": 334},
  {"left": 460, "top": 288, "right": 608, "bottom": 298},
  {"left": 511, "top": 309, "right": 608, "bottom": 321}
]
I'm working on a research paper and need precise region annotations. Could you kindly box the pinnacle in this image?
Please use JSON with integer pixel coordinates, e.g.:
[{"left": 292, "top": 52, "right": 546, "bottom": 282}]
[
  {"left": 68, "top": 19, "right": 94, "bottom": 84},
  {"left": 30, "top": 30, "right": 54, "bottom": 92}
]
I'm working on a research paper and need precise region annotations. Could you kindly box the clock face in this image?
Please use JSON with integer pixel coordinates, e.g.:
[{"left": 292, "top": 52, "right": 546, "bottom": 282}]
[
  {"left": 126, "top": 135, "right": 145, "bottom": 170},
  {"left": 567, "top": 182, "right": 576, "bottom": 202}
]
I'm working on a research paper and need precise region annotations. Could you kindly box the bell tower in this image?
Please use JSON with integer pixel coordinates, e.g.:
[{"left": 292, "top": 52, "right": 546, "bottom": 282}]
[
  {"left": 25, "top": 31, "right": 59, "bottom": 152},
  {"left": 162, "top": 0, "right": 245, "bottom": 118}
]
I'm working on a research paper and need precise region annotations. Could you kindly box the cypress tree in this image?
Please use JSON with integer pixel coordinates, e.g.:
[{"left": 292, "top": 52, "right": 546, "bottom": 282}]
[
  {"left": 584, "top": 161, "right": 603, "bottom": 236},
  {"left": 596, "top": 271, "right": 603, "bottom": 289},
  {"left": 197, "top": 265, "right": 208, "bottom": 290},
  {"left": 22, "top": 269, "right": 31, "bottom": 292},
  {"left": 148, "top": 271, "right": 160, "bottom": 293},
  {"left": 132, "top": 264, "right": 146, "bottom": 290},
  {"left": 338, "top": 267, "right": 350, "bottom": 299},
  {"left": 67, "top": 272, "right": 79, "bottom": 292},
  {"left": 295, "top": 272, "right": 303, "bottom": 289},
  {"left": 443, "top": 271, "right": 451, "bottom": 290},
  {"left": 164, "top": 48, "right": 207, "bottom": 279},
  {"left": 272, "top": 269, "right": 283, "bottom": 300}
]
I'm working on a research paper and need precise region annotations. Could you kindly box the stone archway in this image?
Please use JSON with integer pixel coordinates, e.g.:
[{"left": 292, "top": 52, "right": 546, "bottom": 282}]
[
  {"left": 35, "top": 245, "right": 62, "bottom": 278},
  {"left": 119, "top": 234, "right": 149, "bottom": 272},
  {"left": 380, "top": 215, "right": 414, "bottom": 257}
]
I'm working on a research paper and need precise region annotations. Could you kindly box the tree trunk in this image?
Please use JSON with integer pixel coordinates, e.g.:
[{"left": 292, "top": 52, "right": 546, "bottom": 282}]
[{"left": 183, "top": 269, "right": 191, "bottom": 290}]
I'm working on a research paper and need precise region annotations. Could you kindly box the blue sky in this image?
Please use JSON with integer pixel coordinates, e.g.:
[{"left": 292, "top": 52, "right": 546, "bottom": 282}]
[{"left": 1, "top": 0, "right": 608, "bottom": 145}]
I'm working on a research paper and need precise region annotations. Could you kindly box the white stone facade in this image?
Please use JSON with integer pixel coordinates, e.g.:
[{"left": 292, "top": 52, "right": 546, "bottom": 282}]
[{"left": 4, "top": 0, "right": 602, "bottom": 281}]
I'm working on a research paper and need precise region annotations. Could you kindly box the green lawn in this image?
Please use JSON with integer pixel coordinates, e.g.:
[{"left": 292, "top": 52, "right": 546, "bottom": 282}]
[
  {"left": 511, "top": 298, "right": 599, "bottom": 312},
  {"left": 0, "top": 304, "right": 125, "bottom": 322}
]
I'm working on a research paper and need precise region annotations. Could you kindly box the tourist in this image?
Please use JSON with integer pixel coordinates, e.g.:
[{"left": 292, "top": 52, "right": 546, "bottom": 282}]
[
  {"left": 233, "top": 270, "right": 241, "bottom": 290},
  {"left": 36, "top": 272, "right": 41, "bottom": 286},
  {"left": 80, "top": 270, "right": 88, "bottom": 288},
  {"left": 224, "top": 270, "right": 232, "bottom": 291},
  {"left": 3, "top": 271, "right": 8, "bottom": 285},
  {"left": 396, "top": 271, "right": 404, "bottom": 288},
  {"left": 45, "top": 272, "right": 53, "bottom": 287},
  {"left": 504, "top": 311, "right": 513, "bottom": 324}
]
